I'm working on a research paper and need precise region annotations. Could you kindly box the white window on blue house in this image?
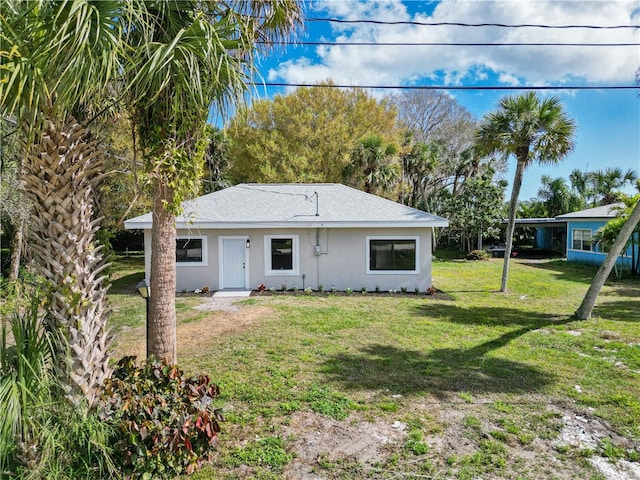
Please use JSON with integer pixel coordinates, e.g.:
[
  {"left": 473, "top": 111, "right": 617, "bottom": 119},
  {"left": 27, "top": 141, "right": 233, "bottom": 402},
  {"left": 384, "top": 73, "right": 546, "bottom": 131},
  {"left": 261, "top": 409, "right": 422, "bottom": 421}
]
[
  {"left": 265, "top": 235, "right": 299, "bottom": 275},
  {"left": 367, "top": 236, "right": 419, "bottom": 274},
  {"left": 572, "top": 229, "right": 592, "bottom": 251},
  {"left": 176, "top": 237, "right": 207, "bottom": 265}
]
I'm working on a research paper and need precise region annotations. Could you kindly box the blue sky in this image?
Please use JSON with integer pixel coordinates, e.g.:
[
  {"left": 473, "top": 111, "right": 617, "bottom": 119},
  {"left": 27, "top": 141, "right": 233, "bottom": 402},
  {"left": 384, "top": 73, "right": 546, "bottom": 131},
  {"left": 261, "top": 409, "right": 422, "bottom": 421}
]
[{"left": 250, "top": 0, "right": 640, "bottom": 201}]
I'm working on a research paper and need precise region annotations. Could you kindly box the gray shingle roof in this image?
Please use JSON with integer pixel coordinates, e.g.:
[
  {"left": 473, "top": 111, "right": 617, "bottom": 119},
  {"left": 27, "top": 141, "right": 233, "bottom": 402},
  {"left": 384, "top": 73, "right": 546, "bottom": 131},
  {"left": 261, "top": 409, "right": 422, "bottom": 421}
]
[
  {"left": 124, "top": 183, "right": 448, "bottom": 229},
  {"left": 555, "top": 203, "right": 624, "bottom": 220}
]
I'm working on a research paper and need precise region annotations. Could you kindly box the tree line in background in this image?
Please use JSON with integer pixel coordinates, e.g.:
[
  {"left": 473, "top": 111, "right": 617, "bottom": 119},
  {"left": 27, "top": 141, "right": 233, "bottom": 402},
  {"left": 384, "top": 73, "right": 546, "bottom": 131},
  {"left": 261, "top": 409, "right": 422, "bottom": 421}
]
[{"left": 4, "top": 80, "right": 640, "bottom": 269}]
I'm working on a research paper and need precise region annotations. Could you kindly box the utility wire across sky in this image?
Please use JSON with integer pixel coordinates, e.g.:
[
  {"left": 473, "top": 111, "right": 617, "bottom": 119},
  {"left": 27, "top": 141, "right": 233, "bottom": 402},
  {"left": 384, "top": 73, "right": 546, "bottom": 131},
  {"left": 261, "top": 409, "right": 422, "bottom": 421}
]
[
  {"left": 305, "top": 18, "right": 640, "bottom": 29},
  {"left": 254, "top": 83, "right": 640, "bottom": 91},
  {"left": 260, "top": 41, "right": 640, "bottom": 47}
]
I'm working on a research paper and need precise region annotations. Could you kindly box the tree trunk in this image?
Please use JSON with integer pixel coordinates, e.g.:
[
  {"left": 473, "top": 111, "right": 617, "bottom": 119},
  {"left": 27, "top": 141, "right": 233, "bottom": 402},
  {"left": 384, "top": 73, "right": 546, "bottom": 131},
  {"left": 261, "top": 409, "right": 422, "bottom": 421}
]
[
  {"left": 148, "top": 176, "right": 177, "bottom": 364},
  {"left": 501, "top": 159, "right": 526, "bottom": 292},
  {"left": 21, "top": 115, "right": 112, "bottom": 406},
  {"left": 8, "top": 215, "right": 25, "bottom": 280},
  {"left": 575, "top": 199, "right": 640, "bottom": 319}
]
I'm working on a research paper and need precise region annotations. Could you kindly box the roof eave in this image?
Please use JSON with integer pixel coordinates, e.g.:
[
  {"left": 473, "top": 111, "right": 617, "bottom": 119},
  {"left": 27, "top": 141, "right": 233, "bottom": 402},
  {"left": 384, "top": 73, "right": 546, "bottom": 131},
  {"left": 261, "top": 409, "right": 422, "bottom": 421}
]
[{"left": 124, "top": 220, "right": 449, "bottom": 230}]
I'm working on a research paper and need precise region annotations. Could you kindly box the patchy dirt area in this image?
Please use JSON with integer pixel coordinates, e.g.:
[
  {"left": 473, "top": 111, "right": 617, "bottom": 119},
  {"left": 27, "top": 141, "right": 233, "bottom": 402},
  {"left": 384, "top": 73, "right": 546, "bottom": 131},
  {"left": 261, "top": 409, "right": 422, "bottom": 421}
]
[
  {"left": 275, "top": 404, "right": 640, "bottom": 480},
  {"left": 282, "top": 411, "right": 408, "bottom": 479},
  {"left": 112, "top": 297, "right": 269, "bottom": 360}
]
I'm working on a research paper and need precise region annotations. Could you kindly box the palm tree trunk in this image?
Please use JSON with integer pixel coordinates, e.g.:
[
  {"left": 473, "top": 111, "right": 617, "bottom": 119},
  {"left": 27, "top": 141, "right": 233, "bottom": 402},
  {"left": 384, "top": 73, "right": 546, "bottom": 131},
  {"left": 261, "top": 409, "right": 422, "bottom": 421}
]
[
  {"left": 148, "top": 177, "right": 177, "bottom": 364},
  {"left": 21, "top": 115, "right": 111, "bottom": 406},
  {"left": 501, "top": 159, "right": 526, "bottom": 292},
  {"left": 575, "top": 199, "right": 640, "bottom": 319}
]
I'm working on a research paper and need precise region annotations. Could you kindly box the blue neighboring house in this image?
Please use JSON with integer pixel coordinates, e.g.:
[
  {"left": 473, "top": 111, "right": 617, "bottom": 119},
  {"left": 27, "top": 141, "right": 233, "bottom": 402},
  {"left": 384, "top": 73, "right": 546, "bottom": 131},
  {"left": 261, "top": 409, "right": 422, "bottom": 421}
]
[{"left": 555, "top": 203, "right": 636, "bottom": 269}]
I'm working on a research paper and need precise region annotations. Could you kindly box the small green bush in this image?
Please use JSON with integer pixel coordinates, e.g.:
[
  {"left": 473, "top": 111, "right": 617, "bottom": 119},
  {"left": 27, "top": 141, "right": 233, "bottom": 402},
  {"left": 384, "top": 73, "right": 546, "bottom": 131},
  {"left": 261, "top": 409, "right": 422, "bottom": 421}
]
[
  {"left": 99, "top": 356, "right": 223, "bottom": 478},
  {"left": 466, "top": 250, "right": 490, "bottom": 261}
]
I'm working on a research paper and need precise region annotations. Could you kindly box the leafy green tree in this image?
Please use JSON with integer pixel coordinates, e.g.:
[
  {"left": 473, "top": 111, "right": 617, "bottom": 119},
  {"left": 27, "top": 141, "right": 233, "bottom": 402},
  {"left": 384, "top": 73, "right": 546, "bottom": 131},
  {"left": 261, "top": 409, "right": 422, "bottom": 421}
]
[
  {"left": 516, "top": 199, "right": 547, "bottom": 219},
  {"left": 440, "top": 172, "right": 507, "bottom": 252},
  {"left": 227, "top": 81, "right": 401, "bottom": 184},
  {"left": 476, "top": 92, "right": 576, "bottom": 292},
  {"left": 125, "top": 1, "right": 303, "bottom": 363}
]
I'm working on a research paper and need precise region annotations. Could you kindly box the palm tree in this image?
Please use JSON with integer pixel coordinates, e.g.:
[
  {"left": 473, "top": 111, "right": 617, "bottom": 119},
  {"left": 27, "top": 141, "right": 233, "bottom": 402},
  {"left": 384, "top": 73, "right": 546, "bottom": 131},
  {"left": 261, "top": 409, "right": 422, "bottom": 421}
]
[
  {"left": 344, "top": 134, "right": 399, "bottom": 195},
  {"left": 588, "top": 167, "right": 637, "bottom": 205},
  {"left": 476, "top": 92, "right": 576, "bottom": 292},
  {"left": 400, "top": 140, "right": 441, "bottom": 210},
  {"left": 1, "top": 0, "right": 131, "bottom": 405},
  {"left": 569, "top": 169, "right": 595, "bottom": 206},
  {"left": 125, "top": 1, "right": 303, "bottom": 363},
  {"left": 537, "top": 174, "right": 584, "bottom": 217}
]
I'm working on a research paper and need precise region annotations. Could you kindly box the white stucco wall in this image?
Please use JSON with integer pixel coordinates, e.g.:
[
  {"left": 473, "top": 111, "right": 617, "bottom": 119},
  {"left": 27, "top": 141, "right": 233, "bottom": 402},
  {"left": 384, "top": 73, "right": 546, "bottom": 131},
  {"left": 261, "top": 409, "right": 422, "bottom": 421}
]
[{"left": 143, "top": 227, "right": 435, "bottom": 292}]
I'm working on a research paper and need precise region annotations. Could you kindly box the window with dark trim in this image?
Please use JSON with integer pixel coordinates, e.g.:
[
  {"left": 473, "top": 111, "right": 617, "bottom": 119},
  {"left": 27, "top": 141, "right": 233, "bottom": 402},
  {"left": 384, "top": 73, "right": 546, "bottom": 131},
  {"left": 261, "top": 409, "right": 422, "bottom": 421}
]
[
  {"left": 176, "top": 238, "right": 203, "bottom": 262},
  {"left": 369, "top": 239, "right": 417, "bottom": 271},
  {"left": 572, "top": 229, "right": 592, "bottom": 251},
  {"left": 271, "top": 238, "right": 293, "bottom": 270},
  {"left": 265, "top": 235, "right": 298, "bottom": 275}
]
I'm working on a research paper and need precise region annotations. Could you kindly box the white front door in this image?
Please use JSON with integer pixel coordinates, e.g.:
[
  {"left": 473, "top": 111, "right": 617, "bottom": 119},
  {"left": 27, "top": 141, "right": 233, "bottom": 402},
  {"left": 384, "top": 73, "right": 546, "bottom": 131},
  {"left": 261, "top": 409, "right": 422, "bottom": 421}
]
[{"left": 221, "top": 238, "right": 247, "bottom": 289}]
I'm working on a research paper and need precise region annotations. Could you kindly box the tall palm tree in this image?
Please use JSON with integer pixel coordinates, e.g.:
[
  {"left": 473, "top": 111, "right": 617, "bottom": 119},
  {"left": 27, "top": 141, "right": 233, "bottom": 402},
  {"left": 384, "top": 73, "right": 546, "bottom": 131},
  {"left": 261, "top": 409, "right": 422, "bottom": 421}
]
[
  {"left": 476, "top": 92, "right": 576, "bottom": 292},
  {"left": 1, "top": 0, "right": 131, "bottom": 405},
  {"left": 125, "top": 1, "right": 303, "bottom": 363}
]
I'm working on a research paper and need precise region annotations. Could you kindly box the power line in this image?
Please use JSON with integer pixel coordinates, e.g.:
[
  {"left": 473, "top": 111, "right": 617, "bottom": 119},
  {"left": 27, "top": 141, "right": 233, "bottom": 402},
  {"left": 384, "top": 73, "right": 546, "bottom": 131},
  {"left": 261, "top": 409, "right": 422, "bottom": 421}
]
[
  {"left": 260, "top": 40, "right": 640, "bottom": 47},
  {"left": 306, "top": 18, "right": 640, "bottom": 29},
  {"left": 255, "top": 83, "right": 640, "bottom": 91}
]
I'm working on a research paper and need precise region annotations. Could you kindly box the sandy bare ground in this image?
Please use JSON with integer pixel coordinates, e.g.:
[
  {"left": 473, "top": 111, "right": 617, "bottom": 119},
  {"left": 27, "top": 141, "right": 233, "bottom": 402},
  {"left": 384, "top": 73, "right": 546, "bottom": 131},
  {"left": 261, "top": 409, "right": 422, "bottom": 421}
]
[{"left": 111, "top": 296, "right": 640, "bottom": 480}]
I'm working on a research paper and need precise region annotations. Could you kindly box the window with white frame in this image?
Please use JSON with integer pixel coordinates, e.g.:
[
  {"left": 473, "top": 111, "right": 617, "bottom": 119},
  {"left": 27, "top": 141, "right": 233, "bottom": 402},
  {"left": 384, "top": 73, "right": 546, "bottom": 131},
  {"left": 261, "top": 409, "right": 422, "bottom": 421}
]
[
  {"left": 265, "top": 235, "right": 299, "bottom": 275},
  {"left": 176, "top": 237, "right": 206, "bottom": 265},
  {"left": 572, "top": 229, "right": 592, "bottom": 251},
  {"left": 367, "top": 236, "right": 419, "bottom": 273}
]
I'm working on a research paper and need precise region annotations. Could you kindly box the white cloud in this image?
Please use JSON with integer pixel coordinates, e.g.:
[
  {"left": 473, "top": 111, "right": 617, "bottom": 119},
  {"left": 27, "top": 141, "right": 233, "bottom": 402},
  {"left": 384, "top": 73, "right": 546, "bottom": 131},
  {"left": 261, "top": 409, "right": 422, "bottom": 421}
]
[{"left": 269, "top": 0, "right": 639, "bottom": 87}]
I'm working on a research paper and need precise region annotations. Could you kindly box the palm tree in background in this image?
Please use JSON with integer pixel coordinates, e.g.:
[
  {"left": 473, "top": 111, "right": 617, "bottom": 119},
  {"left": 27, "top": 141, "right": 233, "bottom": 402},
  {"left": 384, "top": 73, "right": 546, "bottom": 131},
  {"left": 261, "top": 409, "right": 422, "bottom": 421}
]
[
  {"left": 570, "top": 167, "right": 637, "bottom": 206},
  {"left": 125, "top": 0, "right": 303, "bottom": 363},
  {"left": 537, "top": 174, "right": 584, "bottom": 217},
  {"left": 589, "top": 167, "right": 637, "bottom": 205},
  {"left": 476, "top": 92, "right": 576, "bottom": 292},
  {"left": 344, "top": 134, "right": 399, "bottom": 195},
  {"left": 1, "top": 0, "right": 132, "bottom": 405}
]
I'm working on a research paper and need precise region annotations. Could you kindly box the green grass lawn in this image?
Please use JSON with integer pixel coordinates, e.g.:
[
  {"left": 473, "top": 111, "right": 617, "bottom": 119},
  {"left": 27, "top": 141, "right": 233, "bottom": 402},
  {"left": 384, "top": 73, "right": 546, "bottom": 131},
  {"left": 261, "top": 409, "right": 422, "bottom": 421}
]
[{"left": 108, "top": 252, "right": 640, "bottom": 480}]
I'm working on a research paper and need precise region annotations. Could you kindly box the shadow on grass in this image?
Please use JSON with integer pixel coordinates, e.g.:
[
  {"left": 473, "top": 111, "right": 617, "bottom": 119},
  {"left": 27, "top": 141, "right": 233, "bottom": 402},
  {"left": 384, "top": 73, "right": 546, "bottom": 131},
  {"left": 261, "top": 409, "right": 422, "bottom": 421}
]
[
  {"left": 412, "top": 302, "right": 567, "bottom": 328},
  {"left": 521, "top": 259, "right": 599, "bottom": 285},
  {"left": 322, "top": 305, "right": 572, "bottom": 397},
  {"left": 592, "top": 300, "right": 640, "bottom": 322},
  {"left": 109, "top": 271, "right": 145, "bottom": 294}
]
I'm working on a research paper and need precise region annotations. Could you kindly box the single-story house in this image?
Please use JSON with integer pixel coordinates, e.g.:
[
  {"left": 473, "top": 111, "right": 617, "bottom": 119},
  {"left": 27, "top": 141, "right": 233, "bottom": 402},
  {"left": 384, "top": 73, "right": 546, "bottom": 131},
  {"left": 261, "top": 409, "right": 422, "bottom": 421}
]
[
  {"left": 124, "top": 183, "right": 449, "bottom": 292},
  {"left": 556, "top": 203, "right": 636, "bottom": 268}
]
